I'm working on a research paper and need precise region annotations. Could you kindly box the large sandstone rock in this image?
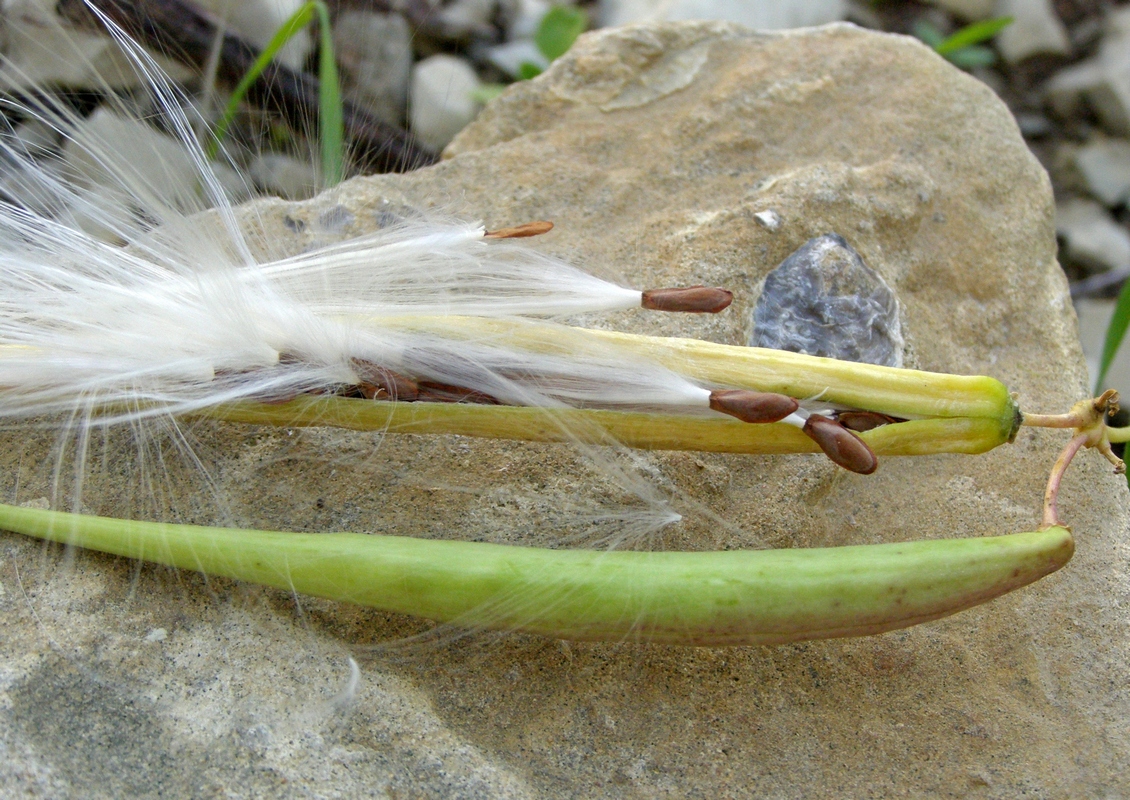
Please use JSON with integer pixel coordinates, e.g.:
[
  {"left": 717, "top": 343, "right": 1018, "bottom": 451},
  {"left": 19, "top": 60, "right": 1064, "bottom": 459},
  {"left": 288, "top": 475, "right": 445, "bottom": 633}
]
[{"left": 3, "top": 22, "right": 1128, "bottom": 797}]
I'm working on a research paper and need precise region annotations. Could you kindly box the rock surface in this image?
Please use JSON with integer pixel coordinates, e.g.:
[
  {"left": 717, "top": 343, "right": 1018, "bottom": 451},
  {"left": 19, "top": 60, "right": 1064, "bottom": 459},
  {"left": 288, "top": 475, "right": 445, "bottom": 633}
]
[{"left": 3, "top": 21, "right": 1128, "bottom": 798}]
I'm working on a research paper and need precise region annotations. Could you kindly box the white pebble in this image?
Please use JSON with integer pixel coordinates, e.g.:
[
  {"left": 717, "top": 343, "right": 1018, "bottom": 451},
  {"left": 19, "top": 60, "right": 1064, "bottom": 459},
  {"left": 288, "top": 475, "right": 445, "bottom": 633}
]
[
  {"left": 753, "top": 210, "right": 781, "bottom": 230},
  {"left": 64, "top": 109, "right": 203, "bottom": 210},
  {"left": 1075, "top": 297, "right": 1130, "bottom": 391},
  {"left": 1096, "top": 8, "right": 1130, "bottom": 135},
  {"left": 486, "top": 39, "right": 550, "bottom": 78},
  {"left": 994, "top": 0, "right": 1071, "bottom": 64},
  {"left": 249, "top": 153, "right": 322, "bottom": 200},
  {"left": 409, "top": 55, "right": 483, "bottom": 152},
  {"left": 1045, "top": 8, "right": 1130, "bottom": 136},
  {"left": 1046, "top": 59, "right": 1109, "bottom": 120},
  {"left": 1056, "top": 198, "right": 1130, "bottom": 273},
  {"left": 1075, "top": 138, "right": 1130, "bottom": 207},
  {"left": 440, "top": 0, "right": 501, "bottom": 37},
  {"left": 928, "top": 0, "right": 997, "bottom": 21},
  {"left": 196, "top": 0, "right": 312, "bottom": 71},
  {"left": 12, "top": 119, "right": 59, "bottom": 157},
  {"left": 334, "top": 11, "right": 413, "bottom": 127},
  {"left": 506, "top": 0, "right": 553, "bottom": 40},
  {"left": 600, "top": 0, "right": 846, "bottom": 29}
]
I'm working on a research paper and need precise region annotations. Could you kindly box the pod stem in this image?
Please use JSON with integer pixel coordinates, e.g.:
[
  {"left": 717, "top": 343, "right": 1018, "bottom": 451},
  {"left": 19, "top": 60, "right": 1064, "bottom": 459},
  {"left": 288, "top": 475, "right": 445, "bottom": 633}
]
[
  {"left": 1106, "top": 425, "right": 1130, "bottom": 444},
  {"left": 1031, "top": 390, "right": 1125, "bottom": 528},
  {"left": 1042, "top": 432, "right": 1088, "bottom": 528},
  {"left": 1022, "top": 389, "right": 1119, "bottom": 430}
]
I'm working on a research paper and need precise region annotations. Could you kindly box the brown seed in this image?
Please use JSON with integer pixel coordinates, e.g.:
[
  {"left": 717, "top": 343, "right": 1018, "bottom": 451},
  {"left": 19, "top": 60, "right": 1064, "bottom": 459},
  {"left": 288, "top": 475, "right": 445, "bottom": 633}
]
[
  {"left": 349, "top": 360, "right": 419, "bottom": 401},
  {"left": 835, "top": 410, "right": 900, "bottom": 432},
  {"left": 483, "top": 221, "right": 554, "bottom": 239},
  {"left": 214, "top": 362, "right": 302, "bottom": 404},
  {"left": 416, "top": 380, "right": 501, "bottom": 405},
  {"left": 802, "top": 414, "right": 878, "bottom": 474},
  {"left": 353, "top": 380, "right": 417, "bottom": 401},
  {"left": 640, "top": 286, "right": 734, "bottom": 313},
  {"left": 708, "top": 390, "right": 799, "bottom": 423},
  {"left": 253, "top": 391, "right": 304, "bottom": 405}
]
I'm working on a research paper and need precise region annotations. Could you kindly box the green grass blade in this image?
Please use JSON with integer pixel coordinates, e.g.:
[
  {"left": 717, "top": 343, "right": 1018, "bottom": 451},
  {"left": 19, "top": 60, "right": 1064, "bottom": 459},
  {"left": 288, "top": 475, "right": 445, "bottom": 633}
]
[
  {"left": 518, "top": 62, "right": 543, "bottom": 80},
  {"left": 934, "top": 17, "right": 1013, "bottom": 56},
  {"left": 534, "top": 6, "right": 588, "bottom": 62},
  {"left": 207, "top": 2, "right": 317, "bottom": 162},
  {"left": 912, "top": 20, "right": 947, "bottom": 49},
  {"left": 1095, "top": 278, "right": 1130, "bottom": 393},
  {"left": 470, "top": 84, "right": 507, "bottom": 104},
  {"left": 206, "top": 1, "right": 344, "bottom": 187},
  {"left": 946, "top": 45, "right": 998, "bottom": 69},
  {"left": 313, "top": 1, "right": 344, "bottom": 186}
]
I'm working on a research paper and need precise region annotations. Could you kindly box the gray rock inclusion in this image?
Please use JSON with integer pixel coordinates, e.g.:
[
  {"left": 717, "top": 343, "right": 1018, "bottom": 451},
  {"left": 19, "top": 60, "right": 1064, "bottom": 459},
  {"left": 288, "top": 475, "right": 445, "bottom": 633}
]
[{"left": 752, "top": 233, "right": 904, "bottom": 367}]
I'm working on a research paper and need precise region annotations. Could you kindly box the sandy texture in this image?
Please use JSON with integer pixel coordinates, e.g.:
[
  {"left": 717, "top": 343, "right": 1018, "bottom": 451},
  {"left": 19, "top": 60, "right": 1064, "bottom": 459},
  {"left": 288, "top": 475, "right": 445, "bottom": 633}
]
[{"left": 2, "top": 21, "right": 1128, "bottom": 798}]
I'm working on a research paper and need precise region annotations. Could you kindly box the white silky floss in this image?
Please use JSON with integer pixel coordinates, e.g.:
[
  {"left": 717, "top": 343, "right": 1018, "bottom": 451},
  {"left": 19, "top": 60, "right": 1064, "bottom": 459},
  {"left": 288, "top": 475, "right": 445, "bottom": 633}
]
[{"left": 0, "top": 5, "right": 735, "bottom": 429}]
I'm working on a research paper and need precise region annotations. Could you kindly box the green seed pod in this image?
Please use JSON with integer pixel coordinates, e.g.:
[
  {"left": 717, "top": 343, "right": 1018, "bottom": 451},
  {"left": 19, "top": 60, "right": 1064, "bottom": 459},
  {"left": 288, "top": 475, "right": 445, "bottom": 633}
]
[
  {"left": 0, "top": 503, "right": 1073, "bottom": 646},
  {"left": 210, "top": 398, "right": 1016, "bottom": 458}
]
